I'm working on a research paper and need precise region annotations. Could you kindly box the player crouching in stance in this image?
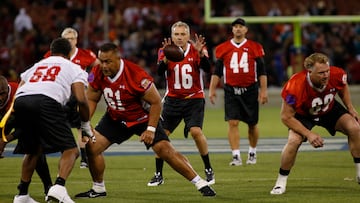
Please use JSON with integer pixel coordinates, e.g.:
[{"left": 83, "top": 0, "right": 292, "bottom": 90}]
[
  {"left": 270, "top": 53, "right": 360, "bottom": 195},
  {"left": 74, "top": 43, "right": 216, "bottom": 198}
]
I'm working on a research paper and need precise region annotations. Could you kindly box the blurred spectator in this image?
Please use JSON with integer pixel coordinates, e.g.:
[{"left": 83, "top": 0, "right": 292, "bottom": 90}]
[
  {"left": 267, "top": 2, "right": 282, "bottom": 16},
  {"left": 1, "top": 0, "right": 360, "bottom": 87},
  {"left": 14, "top": 8, "right": 33, "bottom": 34}
]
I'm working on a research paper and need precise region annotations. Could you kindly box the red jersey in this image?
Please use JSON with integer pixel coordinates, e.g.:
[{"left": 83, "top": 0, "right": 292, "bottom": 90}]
[
  {"left": 281, "top": 66, "right": 347, "bottom": 117},
  {"left": 0, "top": 82, "right": 17, "bottom": 116},
  {"left": 158, "top": 43, "right": 204, "bottom": 99},
  {"left": 44, "top": 47, "right": 97, "bottom": 71},
  {"left": 88, "top": 59, "right": 153, "bottom": 127},
  {"left": 215, "top": 38, "right": 265, "bottom": 87}
]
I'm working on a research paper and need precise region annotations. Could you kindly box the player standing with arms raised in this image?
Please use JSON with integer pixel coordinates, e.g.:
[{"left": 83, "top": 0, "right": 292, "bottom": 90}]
[
  {"left": 147, "top": 21, "right": 215, "bottom": 186},
  {"left": 270, "top": 53, "right": 360, "bottom": 195},
  {"left": 209, "top": 18, "right": 268, "bottom": 166}
]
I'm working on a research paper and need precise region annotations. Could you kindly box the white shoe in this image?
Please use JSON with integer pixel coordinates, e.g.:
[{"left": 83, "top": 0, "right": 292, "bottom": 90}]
[
  {"left": 270, "top": 185, "right": 286, "bottom": 195},
  {"left": 13, "top": 194, "right": 39, "bottom": 203},
  {"left": 47, "top": 184, "right": 74, "bottom": 203},
  {"left": 229, "top": 155, "right": 242, "bottom": 166},
  {"left": 246, "top": 152, "right": 257, "bottom": 165}
]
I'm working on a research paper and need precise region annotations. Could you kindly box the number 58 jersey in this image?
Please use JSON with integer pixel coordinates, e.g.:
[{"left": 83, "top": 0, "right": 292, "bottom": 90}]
[
  {"left": 17, "top": 56, "right": 88, "bottom": 105},
  {"left": 215, "top": 38, "right": 265, "bottom": 87},
  {"left": 281, "top": 66, "right": 347, "bottom": 117}
]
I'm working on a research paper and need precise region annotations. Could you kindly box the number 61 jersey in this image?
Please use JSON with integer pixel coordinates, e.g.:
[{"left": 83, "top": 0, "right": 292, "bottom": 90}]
[
  {"left": 281, "top": 66, "right": 347, "bottom": 117},
  {"left": 88, "top": 59, "right": 153, "bottom": 127}
]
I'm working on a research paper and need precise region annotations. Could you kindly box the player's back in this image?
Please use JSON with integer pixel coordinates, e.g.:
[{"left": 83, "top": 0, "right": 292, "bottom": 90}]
[{"left": 17, "top": 56, "right": 88, "bottom": 105}]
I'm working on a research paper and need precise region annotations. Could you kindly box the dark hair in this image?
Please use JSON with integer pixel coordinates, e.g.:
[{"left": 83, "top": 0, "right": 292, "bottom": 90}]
[
  {"left": 99, "top": 43, "right": 118, "bottom": 52},
  {"left": 98, "top": 43, "right": 120, "bottom": 57},
  {"left": 50, "top": 37, "right": 71, "bottom": 57}
]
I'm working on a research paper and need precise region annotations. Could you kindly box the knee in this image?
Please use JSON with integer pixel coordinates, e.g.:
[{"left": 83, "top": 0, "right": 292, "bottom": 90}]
[
  {"left": 153, "top": 141, "right": 176, "bottom": 160},
  {"left": 73, "top": 148, "right": 80, "bottom": 158},
  {"left": 228, "top": 120, "right": 239, "bottom": 127},
  {"left": 189, "top": 127, "right": 203, "bottom": 139}
]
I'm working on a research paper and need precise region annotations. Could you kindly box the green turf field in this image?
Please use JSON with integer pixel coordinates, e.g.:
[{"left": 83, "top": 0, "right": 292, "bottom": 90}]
[
  {"left": 1, "top": 105, "right": 360, "bottom": 202},
  {"left": 1, "top": 151, "right": 360, "bottom": 203}
]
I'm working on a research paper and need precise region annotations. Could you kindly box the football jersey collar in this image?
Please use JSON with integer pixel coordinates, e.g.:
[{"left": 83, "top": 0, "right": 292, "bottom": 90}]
[
  {"left": 107, "top": 59, "right": 124, "bottom": 83},
  {"left": 70, "top": 47, "right": 78, "bottom": 61},
  {"left": 230, "top": 38, "right": 247, "bottom": 48},
  {"left": 306, "top": 71, "right": 326, "bottom": 92},
  {"left": 183, "top": 43, "right": 190, "bottom": 57}
]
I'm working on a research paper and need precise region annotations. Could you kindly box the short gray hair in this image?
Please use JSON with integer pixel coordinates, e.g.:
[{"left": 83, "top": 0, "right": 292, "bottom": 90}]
[
  {"left": 171, "top": 21, "right": 190, "bottom": 35},
  {"left": 61, "top": 27, "right": 78, "bottom": 38}
]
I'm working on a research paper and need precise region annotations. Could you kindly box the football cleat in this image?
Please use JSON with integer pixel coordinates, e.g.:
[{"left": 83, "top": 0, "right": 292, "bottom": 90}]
[
  {"left": 47, "top": 184, "right": 74, "bottom": 203},
  {"left": 198, "top": 185, "right": 216, "bottom": 197},
  {"left": 246, "top": 152, "right": 257, "bottom": 164},
  {"left": 229, "top": 155, "right": 242, "bottom": 166},
  {"left": 205, "top": 168, "right": 215, "bottom": 185},
  {"left": 147, "top": 172, "right": 164, "bottom": 186},
  {"left": 270, "top": 185, "right": 286, "bottom": 195},
  {"left": 13, "top": 194, "right": 39, "bottom": 203},
  {"left": 75, "top": 189, "right": 107, "bottom": 198},
  {"left": 80, "top": 161, "right": 88, "bottom": 168}
]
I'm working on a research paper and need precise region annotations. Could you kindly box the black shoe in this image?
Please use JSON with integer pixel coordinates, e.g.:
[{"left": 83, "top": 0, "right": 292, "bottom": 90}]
[
  {"left": 205, "top": 168, "right": 215, "bottom": 185},
  {"left": 147, "top": 172, "right": 164, "bottom": 186},
  {"left": 75, "top": 189, "right": 107, "bottom": 198},
  {"left": 198, "top": 185, "right": 216, "bottom": 197}
]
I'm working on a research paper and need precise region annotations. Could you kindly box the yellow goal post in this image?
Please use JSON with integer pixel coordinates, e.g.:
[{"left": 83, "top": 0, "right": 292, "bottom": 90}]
[{"left": 204, "top": 0, "right": 360, "bottom": 72}]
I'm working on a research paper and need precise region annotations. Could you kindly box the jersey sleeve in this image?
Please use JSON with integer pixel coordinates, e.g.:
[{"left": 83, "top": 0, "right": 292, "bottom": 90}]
[
  {"left": 281, "top": 73, "right": 304, "bottom": 106},
  {"left": 330, "top": 66, "right": 347, "bottom": 89},
  {"left": 125, "top": 60, "right": 154, "bottom": 95},
  {"left": 252, "top": 42, "right": 265, "bottom": 58},
  {"left": 73, "top": 65, "right": 88, "bottom": 86},
  {"left": 84, "top": 49, "right": 97, "bottom": 64},
  {"left": 157, "top": 48, "right": 165, "bottom": 63},
  {"left": 214, "top": 43, "right": 226, "bottom": 60},
  {"left": 87, "top": 65, "right": 103, "bottom": 91}
]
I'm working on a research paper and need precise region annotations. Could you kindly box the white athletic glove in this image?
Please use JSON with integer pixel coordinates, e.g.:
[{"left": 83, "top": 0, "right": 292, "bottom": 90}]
[{"left": 81, "top": 121, "right": 96, "bottom": 143}]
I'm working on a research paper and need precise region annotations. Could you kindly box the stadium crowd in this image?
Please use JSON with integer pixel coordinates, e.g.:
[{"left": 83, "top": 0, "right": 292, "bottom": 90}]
[{"left": 1, "top": 0, "right": 360, "bottom": 86}]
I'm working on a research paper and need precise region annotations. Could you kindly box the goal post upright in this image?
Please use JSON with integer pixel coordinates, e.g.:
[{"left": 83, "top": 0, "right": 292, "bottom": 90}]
[{"left": 204, "top": 0, "right": 360, "bottom": 73}]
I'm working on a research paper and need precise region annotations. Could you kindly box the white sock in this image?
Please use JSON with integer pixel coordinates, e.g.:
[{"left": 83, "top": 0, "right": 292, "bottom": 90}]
[
  {"left": 248, "top": 147, "right": 256, "bottom": 154},
  {"left": 193, "top": 178, "right": 208, "bottom": 190},
  {"left": 275, "top": 174, "right": 288, "bottom": 188},
  {"left": 92, "top": 181, "right": 106, "bottom": 192},
  {"left": 190, "top": 175, "right": 201, "bottom": 184},
  {"left": 232, "top": 149, "right": 240, "bottom": 157},
  {"left": 356, "top": 163, "right": 360, "bottom": 177}
]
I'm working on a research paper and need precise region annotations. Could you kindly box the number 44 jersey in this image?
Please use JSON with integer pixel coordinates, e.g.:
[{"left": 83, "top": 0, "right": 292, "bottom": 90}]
[{"left": 215, "top": 38, "right": 265, "bottom": 87}]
